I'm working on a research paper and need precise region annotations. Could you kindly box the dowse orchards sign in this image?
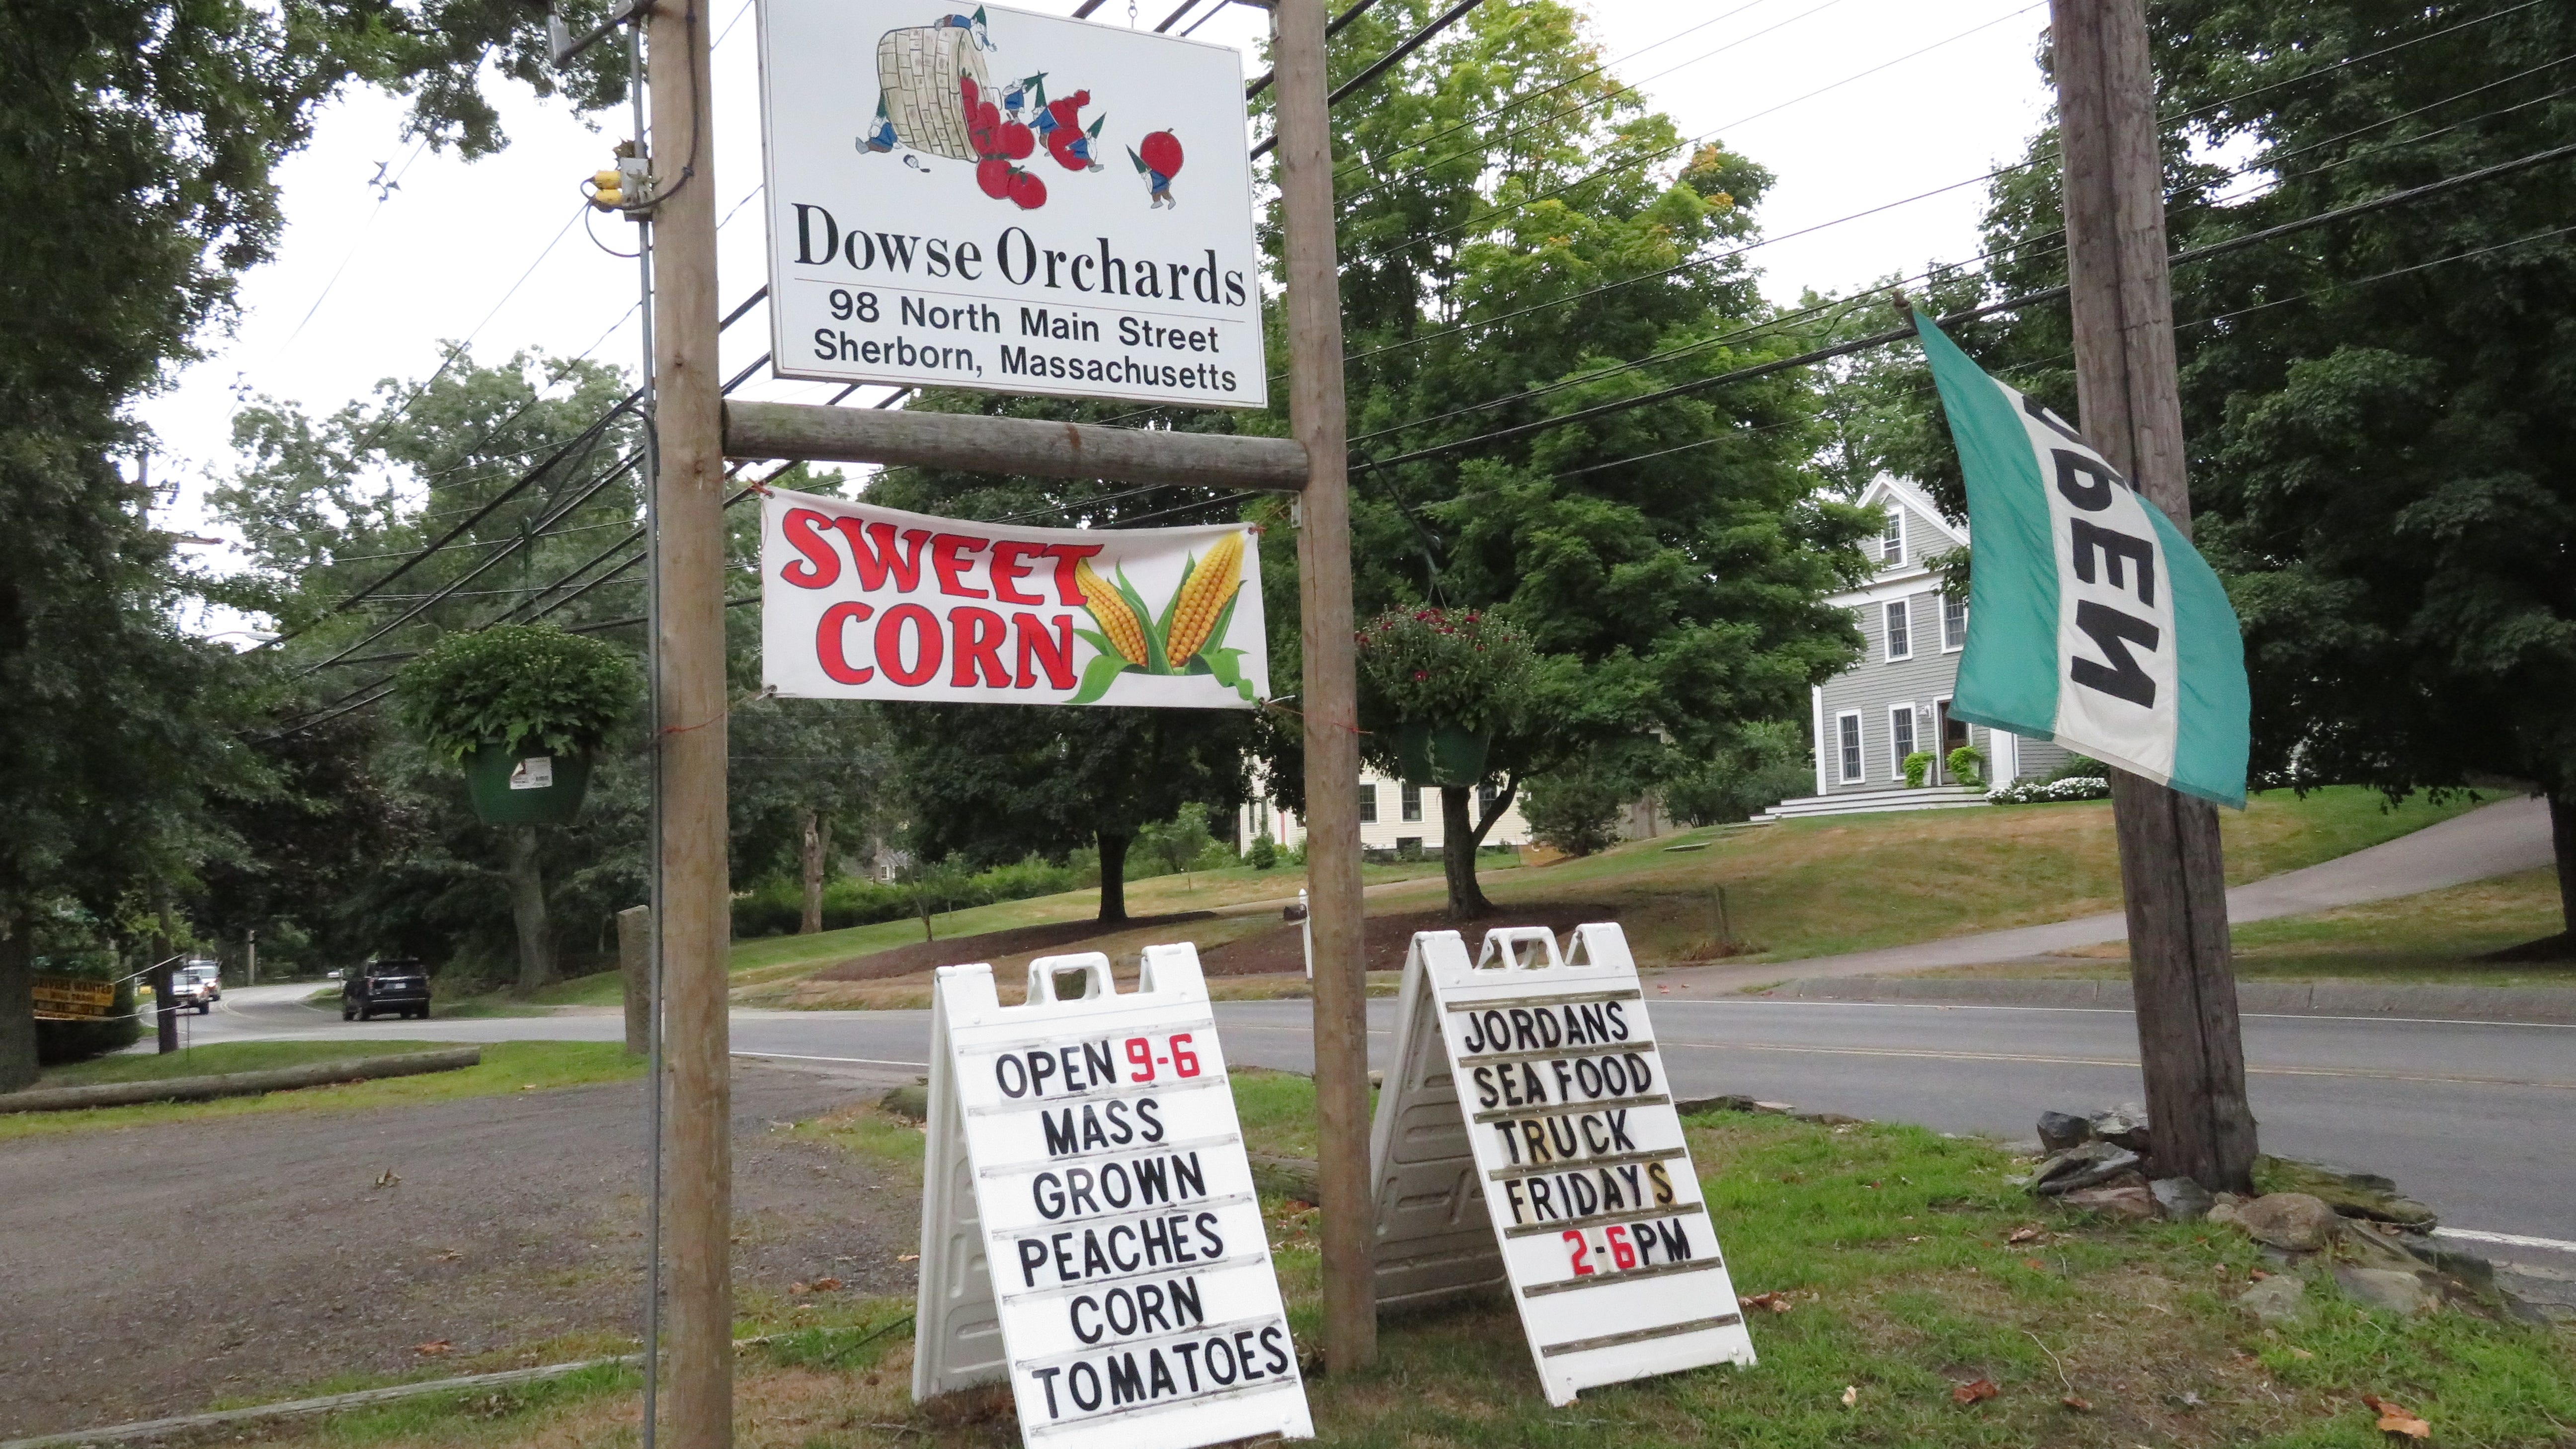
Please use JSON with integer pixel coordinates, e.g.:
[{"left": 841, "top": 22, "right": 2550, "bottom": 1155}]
[
  {"left": 761, "top": 486, "right": 1267, "bottom": 709},
  {"left": 755, "top": 0, "right": 1264, "bottom": 408}
]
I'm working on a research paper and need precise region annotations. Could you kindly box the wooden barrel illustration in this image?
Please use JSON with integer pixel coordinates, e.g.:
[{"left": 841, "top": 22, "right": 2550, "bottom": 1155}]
[{"left": 877, "top": 24, "right": 989, "bottom": 162}]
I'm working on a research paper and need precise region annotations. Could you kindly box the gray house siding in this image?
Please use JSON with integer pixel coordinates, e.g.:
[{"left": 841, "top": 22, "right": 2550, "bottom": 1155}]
[{"left": 1820, "top": 591, "right": 2001, "bottom": 792}]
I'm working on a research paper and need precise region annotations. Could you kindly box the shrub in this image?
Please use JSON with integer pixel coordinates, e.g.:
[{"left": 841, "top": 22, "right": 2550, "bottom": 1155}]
[
  {"left": 1946, "top": 744, "right": 1986, "bottom": 789},
  {"left": 2050, "top": 753, "right": 2109, "bottom": 783},
  {"left": 394, "top": 624, "right": 640, "bottom": 761},
  {"left": 728, "top": 853, "right": 1088, "bottom": 938},
  {"left": 1354, "top": 607, "right": 1535, "bottom": 732},
  {"left": 1664, "top": 721, "right": 1814, "bottom": 824},
  {"left": 1901, "top": 750, "right": 1934, "bottom": 788},
  {"left": 1522, "top": 768, "right": 1628, "bottom": 858},
  {"left": 1989, "top": 776, "right": 2111, "bottom": 804},
  {"left": 1246, "top": 834, "right": 1279, "bottom": 870}
]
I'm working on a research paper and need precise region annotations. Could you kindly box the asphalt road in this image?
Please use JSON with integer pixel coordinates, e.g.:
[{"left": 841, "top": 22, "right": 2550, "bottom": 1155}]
[{"left": 198, "top": 982, "right": 2576, "bottom": 1246}]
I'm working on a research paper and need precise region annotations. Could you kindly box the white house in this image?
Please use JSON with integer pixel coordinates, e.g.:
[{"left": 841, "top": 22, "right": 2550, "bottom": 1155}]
[
  {"left": 1763, "top": 476, "right": 2071, "bottom": 819},
  {"left": 1240, "top": 766, "right": 1534, "bottom": 859}
]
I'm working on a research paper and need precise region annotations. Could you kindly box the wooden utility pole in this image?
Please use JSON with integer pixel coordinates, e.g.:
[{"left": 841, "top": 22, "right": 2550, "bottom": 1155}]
[
  {"left": 644, "top": 0, "right": 733, "bottom": 1438},
  {"left": 1271, "top": 0, "right": 1375, "bottom": 1372},
  {"left": 2050, "top": 0, "right": 2257, "bottom": 1191}
]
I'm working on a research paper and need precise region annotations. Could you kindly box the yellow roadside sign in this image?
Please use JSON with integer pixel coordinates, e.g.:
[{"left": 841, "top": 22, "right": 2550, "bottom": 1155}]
[{"left": 32, "top": 975, "right": 115, "bottom": 1020}]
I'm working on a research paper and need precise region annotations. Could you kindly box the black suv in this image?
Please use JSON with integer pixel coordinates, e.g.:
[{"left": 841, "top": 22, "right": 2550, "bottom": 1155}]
[{"left": 343, "top": 960, "right": 432, "bottom": 1021}]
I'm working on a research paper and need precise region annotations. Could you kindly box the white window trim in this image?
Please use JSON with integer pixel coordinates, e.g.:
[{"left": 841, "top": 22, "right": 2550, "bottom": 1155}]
[
  {"left": 1882, "top": 598, "right": 1913, "bottom": 661},
  {"left": 1881, "top": 509, "right": 1904, "bottom": 565},
  {"left": 1835, "top": 710, "right": 1865, "bottom": 785},
  {"left": 1940, "top": 593, "right": 1968, "bottom": 653},
  {"left": 1889, "top": 703, "right": 1918, "bottom": 781}
]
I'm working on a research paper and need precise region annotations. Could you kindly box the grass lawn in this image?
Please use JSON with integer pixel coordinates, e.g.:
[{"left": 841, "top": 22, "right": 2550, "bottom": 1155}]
[
  {"left": 1931, "top": 867, "right": 2576, "bottom": 987},
  {"left": 206, "top": 1070, "right": 2573, "bottom": 1449},
  {"left": 0, "top": 1040, "right": 640, "bottom": 1142},
  {"left": 720, "top": 787, "right": 2484, "bottom": 1007}
]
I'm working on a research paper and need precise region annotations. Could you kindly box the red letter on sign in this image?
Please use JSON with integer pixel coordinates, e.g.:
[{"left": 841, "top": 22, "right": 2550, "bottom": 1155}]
[
  {"left": 951, "top": 606, "right": 1009, "bottom": 687},
  {"left": 1014, "top": 613, "right": 1074, "bottom": 689},
  {"left": 1043, "top": 543, "right": 1106, "bottom": 606},
  {"left": 834, "top": 519, "right": 931, "bottom": 592},
  {"left": 815, "top": 602, "right": 875, "bottom": 684},
  {"left": 931, "top": 533, "right": 991, "bottom": 598},
  {"left": 875, "top": 603, "right": 943, "bottom": 686},
  {"left": 989, "top": 540, "right": 1048, "bottom": 604},
  {"left": 780, "top": 509, "right": 840, "bottom": 589}
]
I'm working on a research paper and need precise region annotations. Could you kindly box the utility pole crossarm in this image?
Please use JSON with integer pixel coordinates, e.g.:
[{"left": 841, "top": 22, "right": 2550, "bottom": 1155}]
[{"left": 722, "top": 402, "right": 1309, "bottom": 490}]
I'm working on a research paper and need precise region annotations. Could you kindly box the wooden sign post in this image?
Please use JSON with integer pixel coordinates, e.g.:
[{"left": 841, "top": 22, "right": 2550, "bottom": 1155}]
[
  {"left": 913, "top": 944, "right": 1314, "bottom": 1447},
  {"left": 1368, "top": 923, "right": 1755, "bottom": 1405}
]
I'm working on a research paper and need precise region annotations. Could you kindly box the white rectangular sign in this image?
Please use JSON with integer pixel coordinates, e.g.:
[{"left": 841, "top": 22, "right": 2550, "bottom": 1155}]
[
  {"left": 760, "top": 485, "right": 1266, "bottom": 708},
  {"left": 1376, "top": 924, "right": 1755, "bottom": 1405},
  {"left": 912, "top": 946, "right": 1312, "bottom": 1449},
  {"left": 756, "top": 0, "right": 1266, "bottom": 408}
]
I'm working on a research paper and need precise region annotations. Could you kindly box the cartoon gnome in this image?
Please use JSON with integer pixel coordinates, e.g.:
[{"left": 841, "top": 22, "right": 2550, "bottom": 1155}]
[{"left": 1128, "top": 130, "right": 1182, "bottom": 208}]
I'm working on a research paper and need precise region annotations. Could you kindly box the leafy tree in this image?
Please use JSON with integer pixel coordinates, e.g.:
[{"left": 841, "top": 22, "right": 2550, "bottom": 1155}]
[
  {"left": 728, "top": 698, "right": 892, "bottom": 934},
  {"left": 1137, "top": 804, "right": 1218, "bottom": 892},
  {"left": 1242, "top": 0, "right": 1876, "bottom": 915}
]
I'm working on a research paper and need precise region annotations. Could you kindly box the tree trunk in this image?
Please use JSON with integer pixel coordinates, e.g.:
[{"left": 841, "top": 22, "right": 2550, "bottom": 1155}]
[
  {"left": 1098, "top": 831, "right": 1131, "bottom": 924},
  {"left": 152, "top": 900, "right": 178, "bottom": 1054},
  {"left": 2553, "top": 788, "right": 2575, "bottom": 940},
  {"left": 504, "top": 825, "right": 557, "bottom": 995},
  {"left": 1440, "top": 787, "right": 1492, "bottom": 920},
  {"left": 0, "top": 903, "right": 37, "bottom": 1092},
  {"left": 800, "top": 810, "right": 830, "bottom": 935}
]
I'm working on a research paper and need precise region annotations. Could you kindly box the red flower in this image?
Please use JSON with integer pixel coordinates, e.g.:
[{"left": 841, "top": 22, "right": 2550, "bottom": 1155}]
[{"left": 1412, "top": 670, "right": 1428, "bottom": 681}]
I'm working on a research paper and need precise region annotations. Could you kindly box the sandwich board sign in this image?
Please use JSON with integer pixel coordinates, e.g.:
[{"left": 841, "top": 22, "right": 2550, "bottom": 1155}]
[
  {"left": 912, "top": 943, "right": 1312, "bottom": 1448},
  {"left": 1367, "top": 923, "right": 1755, "bottom": 1405},
  {"left": 755, "top": 0, "right": 1266, "bottom": 408}
]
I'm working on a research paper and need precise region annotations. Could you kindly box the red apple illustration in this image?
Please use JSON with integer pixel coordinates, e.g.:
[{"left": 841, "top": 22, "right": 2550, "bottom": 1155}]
[
  {"left": 1008, "top": 170, "right": 1047, "bottom": 209},
  {"left": 977, "top": 157, "right": 1013, "bottom": 198},
  {"left": 999, "top": 120, "right": 1035, "bottom": 160},
  {"left": 1139, "top": 130, "right": 1183, "bottom": 179}
]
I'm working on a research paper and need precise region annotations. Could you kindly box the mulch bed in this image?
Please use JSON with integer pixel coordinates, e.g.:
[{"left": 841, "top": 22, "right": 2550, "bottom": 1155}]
[
  {"left": 1197, "top": 901, "right": 1622, "bottom": 976},
  {"left": 810, "top": 911, "right": 1221, "bottom": 982}
]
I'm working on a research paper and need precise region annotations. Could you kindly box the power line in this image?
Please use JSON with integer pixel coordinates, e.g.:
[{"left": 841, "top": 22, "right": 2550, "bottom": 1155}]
[{"left": 1249, "top": 0, "right": 1496, "bottom": 159}]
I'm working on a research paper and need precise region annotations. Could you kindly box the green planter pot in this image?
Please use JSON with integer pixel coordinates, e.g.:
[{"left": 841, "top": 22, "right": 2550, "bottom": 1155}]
[
  {"left": 1391, "top": 721, "right": 1490, "bottom": 788},
  {"left": 463, "top": 746, "right": 594, "bottom": 826}
]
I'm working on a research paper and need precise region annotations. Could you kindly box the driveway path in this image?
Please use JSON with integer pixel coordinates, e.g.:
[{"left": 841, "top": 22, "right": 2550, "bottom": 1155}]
[{"left": 1653, "top": 794, "right": 2552, "bottom": 993}]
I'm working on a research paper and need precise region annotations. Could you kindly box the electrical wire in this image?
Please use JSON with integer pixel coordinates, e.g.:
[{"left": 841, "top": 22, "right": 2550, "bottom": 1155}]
[{"left": 1248, "top": 0, "right": 1497, "bottom": 160}]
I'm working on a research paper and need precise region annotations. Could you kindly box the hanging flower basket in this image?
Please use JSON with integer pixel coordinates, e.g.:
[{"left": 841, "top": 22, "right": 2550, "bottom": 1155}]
[
  {"left": 1391, "top": 720, "right": 1491, "bottom": 788},
  {"left": 463, "top": 746, "right": 596, "bottom": 826},
  {"left": 396, "top": 624, "right": 638, "bottom": 830}
]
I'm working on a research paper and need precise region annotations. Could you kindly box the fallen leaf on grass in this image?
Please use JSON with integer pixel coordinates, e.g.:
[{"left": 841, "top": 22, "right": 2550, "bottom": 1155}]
[
  {"left": 809, "top": 1277, "right": 841, "bottom": 1291},
  {"left": 374, "top": 1169, "right": 399, "bottom": 1188},
  {"left": 2061, "top": 1395, "right": 2092, "bottom": 1411},
  {"left": 415, "top": 1340, "right": 452, "bottom": 1356},
  {"left": 1840, "top": 1386, "right": 1858, "bottom": 1408},
  {"left": 897, "top": 1253, "right": 919, "bottom": 1263},
  {"left": 2007, "top": 1226, "right": 2044, "bottom": 1245},
  {"left": 2363, "top": 1395, "right": 2429, "bottom": 1439},
  {"left": 2023, "top": 1257, "right": 2048, "bottom": 1271},
  {"left": 2286, "top": 1346, "right": 2315, "bottom": 1361},
  {"left": 1738, "top": 1292, "right": 1793, "bottom": 1313},
  {"left": 519, "top": 1083, "right": 538, "bottom": 1091},
  {"left": 2249, "top": 1268, "right": 2271, "bottom": 1281},
  {"left": 433, "top": 1249, "right": 462, "bottom": 1262},
  {"left": 1952, "top": 1379, "right": 1998, "bottom": 1405}
]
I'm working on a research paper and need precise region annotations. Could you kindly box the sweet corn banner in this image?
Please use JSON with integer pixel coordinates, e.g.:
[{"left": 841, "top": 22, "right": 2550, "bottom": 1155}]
[
  {"left": 760, "top": 485, "right": 1267, "bottom": 709},
  {"left": 1916, "top": 311, "right": 2249, "bottom": 808}
]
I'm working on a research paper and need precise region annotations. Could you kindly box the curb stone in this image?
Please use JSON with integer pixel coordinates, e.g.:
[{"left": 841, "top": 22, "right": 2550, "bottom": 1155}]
[{"left": 1763, "top": 975, "right": 2576, "bottom": 1024}]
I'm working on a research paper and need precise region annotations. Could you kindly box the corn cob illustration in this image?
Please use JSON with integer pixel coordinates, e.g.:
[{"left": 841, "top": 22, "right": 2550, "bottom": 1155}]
[
  {"left": 1163, "top": 532, "right": 1243, "bottom": 667},
  {"left": 1075, "top": 558, "right": 1149, "bottom": 665}
]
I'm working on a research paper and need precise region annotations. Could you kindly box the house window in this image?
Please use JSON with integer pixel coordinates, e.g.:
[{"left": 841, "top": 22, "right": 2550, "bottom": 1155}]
[
  {"left": 1883, "top": 599, "right": 1912, "bottom": 660},
  {"left": 1891, "top": 705, "right": 1917, "bottom": 778},
  {"left": 1942, "top": 594, "right": 1967, "bottom": 651},
  {"left": 1358, "top": 782, "right": 1377, "bottom": 824},
  {"left": 1836, "top": 712, "right": 1864, "bottom": 784},
  {"left": 1478, "top": 783, "right": 1498, "bottom": 821},
  {"left": 1881, "top": 510, "right": 1904, "bottom": 564},
  {"left": 1400, "top": 783, "right": 1423, "bottom": 822}
]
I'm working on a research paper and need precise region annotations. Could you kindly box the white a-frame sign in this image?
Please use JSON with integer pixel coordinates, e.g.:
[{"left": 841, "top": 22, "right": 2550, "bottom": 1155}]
[
  {"left": 1367, "top": 923, "right": 1756, "bottom": 1405},
  {"left": 913, "top": 944, "right": 1313, "bottom": 1449}
]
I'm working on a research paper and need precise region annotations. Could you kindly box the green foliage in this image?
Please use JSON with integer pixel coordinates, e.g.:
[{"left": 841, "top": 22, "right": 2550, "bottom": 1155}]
[
  {"left": 1663, "top": 721, "right": 1815, "bottom": 824},
  {"left": 394, "top": 624, "right": 639, "bottom": 762},
  {"left": 1136, "top": 803, "right": 1218, "bottom": 887},
  {"left": 1945, "top": 745, "right": 1984, "bottom": 790},
  {"left": 1520, "top": 762, "right": 1631, "bottom": 858},
  {"left": 730, "top": 855, "right": 1098, "bottom": 939},
  {"left": 2050, "top": 753, "right": 2108, "bottom": 784},
  {"left": 1245, "top": 834, "right": 1280, "bottom": 871},
  {"left": 1353, "top": 607, "right": 1535, "bottom": 732},
  {"left": 1902, "top": 751, "right": 1934, "bottom": 789}
]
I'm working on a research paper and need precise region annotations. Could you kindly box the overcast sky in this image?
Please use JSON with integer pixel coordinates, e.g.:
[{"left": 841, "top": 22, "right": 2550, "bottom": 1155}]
[{"left": 145, "top": 0, "right": 2054, "bottom": 634}]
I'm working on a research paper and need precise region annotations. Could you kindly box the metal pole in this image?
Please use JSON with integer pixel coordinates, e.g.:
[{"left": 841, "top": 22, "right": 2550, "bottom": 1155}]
[
  {"left": 1271, "top": 0, "right": 1375, "bottom": 1371},
  {"left": 630, "top": 18, "right": 670, "bottom": 1449},
  {"left": 643, "top": 0, "right": 733, "bottom": 1439},
  {"left": 2049, "top": 0, "right": 2256, "bottom": 1192}
]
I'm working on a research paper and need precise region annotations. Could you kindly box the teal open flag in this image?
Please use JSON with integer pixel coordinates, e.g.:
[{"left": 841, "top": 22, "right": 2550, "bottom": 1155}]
[{"left": 1915, "top": 310, "right": 2249, "bottom": 809}]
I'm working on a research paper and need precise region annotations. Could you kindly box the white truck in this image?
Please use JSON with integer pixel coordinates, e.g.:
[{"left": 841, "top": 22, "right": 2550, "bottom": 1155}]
[{"left": 167, "top": 959, "right": 221, "bottom": 1014}]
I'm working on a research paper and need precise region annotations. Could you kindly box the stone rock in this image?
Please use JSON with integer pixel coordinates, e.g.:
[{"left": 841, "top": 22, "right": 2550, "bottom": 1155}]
[
  {"left": 2032, "top": 1141, "right": 2143, "bottom": 1196},
  {"left": 2037, "top": 1110, "right": 2093, "bottom": 1152},
  {"left": 2061, "top": 1180, "right": 2157, "bottom": 1220},
  {"left": 2334, "top": 1266, "right": 2438, "bottom": 1316},
  {"left": 879, "top": 1083, "right": 930, "bottom": 1122},
  {"left": 2255, "top": 1156, "right": 2437, "bottom": 1230},
  {"left": 2089, "top": 1103, "right": 2153, "bottom": 1153},
  {"left": 2232, "top": 1192, "right": 2341, "bottom": 1251},
  {"left": 2238, "top": 1275, "right": 2309, "bottom": 1323},
  {"left": 2151, "top": 1177, "right": 2215, "bottom": 1222}
]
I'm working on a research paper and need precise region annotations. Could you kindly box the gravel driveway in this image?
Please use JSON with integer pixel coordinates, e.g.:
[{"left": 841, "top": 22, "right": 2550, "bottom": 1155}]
[{"left": 0, "top": 1062, "right": 919, "bottom": 1439}]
